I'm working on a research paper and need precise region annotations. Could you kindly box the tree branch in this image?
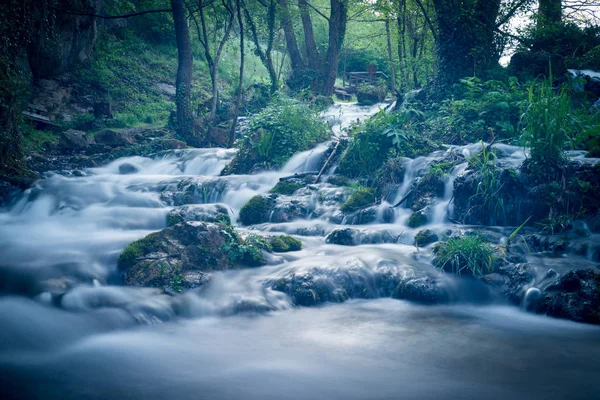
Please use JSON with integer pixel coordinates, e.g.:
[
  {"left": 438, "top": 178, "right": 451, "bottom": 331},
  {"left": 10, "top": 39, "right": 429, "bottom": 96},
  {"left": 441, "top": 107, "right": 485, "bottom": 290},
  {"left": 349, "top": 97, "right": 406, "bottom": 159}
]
[
  {"left": 55, "top": 8, "right": 172, "bottom": 19},
  {"left": 414, "top": 0, "right": 437, "bottom": 41}
]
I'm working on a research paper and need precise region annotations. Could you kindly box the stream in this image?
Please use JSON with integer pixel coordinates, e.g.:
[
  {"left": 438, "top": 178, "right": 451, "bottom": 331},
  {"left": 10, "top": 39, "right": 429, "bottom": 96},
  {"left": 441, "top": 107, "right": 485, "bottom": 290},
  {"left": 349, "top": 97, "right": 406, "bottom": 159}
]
[{"left": 1, "top": 102, "right": 599, "bottom": 399}]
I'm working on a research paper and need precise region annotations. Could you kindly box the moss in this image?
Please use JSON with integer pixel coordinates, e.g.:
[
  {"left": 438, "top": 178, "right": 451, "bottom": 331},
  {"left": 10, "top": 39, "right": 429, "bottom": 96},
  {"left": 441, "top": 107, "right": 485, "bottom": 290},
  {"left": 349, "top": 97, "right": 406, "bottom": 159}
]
[
  {"left": 408, "top": 210, "right": 428, "bottom": 228},
  {"left": 166, "top": 214, "right": 183, "bottom": 227},
  {"left": 238, "top": 195, "right": 271, "bottom": 225},
  {"left": 270, "top": 180, "right": 303, "bottom": 195},
  {"left": 270, "top": 235, "right": 303, "bottom": 252},
  {"left": 326, "top": 175, "right": 349, "bottom": 186},
  {"left": 414, "top": 229, "right": 439, "bottom": 247},
  {"left": 340, "top": 188, "right": 375, "bottom": 213},
  {"left": 117, "top": 232, "right": 162, "bottom": 269}
]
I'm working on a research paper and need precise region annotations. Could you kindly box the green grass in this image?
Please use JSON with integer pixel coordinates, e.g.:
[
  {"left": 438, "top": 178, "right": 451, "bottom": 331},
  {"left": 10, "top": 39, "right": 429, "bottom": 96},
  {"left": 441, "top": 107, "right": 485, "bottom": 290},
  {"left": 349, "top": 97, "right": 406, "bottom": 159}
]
[{"left": 433, "top": 234, "right": 495, "bottom": 276}]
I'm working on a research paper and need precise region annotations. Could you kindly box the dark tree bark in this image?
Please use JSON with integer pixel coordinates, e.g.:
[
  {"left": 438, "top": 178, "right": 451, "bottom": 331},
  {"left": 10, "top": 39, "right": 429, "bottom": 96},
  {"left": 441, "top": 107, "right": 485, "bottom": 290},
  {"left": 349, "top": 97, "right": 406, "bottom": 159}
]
[
  {"left": 171, "top": 0, "right": 194, "bottom": 140},
  {"left": 538, "top": 0, "right": 562, "bottom": 26},
  {"left": 278, "top": 0, "right": 305, "bottom": 73},
  {"left": 432, "top": 0, "right": 502, "bottom": 89},
  {"left": 229, "top": 0, "right": 245, "bottom": 147},
  {"left": 319, "top": 0, "right": 347, "bottom": 96},
  {"left": 193, "top": 0, "right": 234, "bottom": 121},
  {"left": 298, "top": 0, "right": 320, "bottom": 69},
  {"left": 243, "top": 0, "right": 278, "bottom": 92}
]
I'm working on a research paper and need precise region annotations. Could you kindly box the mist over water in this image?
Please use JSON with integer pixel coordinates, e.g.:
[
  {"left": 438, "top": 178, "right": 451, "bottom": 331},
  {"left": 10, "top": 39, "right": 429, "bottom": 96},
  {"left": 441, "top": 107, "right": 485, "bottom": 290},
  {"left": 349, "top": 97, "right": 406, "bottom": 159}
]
[{"left": 1, "top": 102, "right": 599, "bottom": 399}]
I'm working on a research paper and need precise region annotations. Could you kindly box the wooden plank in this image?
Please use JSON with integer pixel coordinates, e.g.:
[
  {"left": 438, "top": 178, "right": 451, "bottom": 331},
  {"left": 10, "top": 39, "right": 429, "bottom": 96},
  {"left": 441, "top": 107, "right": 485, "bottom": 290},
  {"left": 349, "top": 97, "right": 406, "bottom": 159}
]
[{"left": 27, "top": 103, "right": 48, "bottom": 113}]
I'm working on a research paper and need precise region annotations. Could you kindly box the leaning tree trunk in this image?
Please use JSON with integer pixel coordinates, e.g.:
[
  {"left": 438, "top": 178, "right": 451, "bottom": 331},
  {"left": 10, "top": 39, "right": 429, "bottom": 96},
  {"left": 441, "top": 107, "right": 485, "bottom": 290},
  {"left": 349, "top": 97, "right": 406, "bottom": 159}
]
[
  {"left": 298, "top": 0, "right": 320, "bottom": 70},
  {"left": 278, "top": 0, "right": 305, "bottom": 73},
  {"left": 319, "top": 0, "right": 347, "bottom": 96},
  {"left": 171, "top": 0, "right": 194, "bottom": 141}
]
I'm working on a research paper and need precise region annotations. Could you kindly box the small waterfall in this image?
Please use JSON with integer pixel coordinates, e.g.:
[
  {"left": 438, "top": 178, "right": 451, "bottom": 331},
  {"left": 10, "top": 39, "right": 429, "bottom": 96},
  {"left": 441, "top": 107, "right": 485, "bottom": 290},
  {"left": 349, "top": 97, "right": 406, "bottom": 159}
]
[{"left": 430, "top": 162, "right": 468, "bottom": 224}]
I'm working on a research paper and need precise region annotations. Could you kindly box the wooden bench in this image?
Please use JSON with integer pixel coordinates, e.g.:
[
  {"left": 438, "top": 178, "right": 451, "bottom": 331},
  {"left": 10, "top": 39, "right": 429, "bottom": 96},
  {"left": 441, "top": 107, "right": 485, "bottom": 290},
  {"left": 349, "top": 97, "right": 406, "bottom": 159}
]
[{"left": 23, "top": 103, "right": 60, "bottom": 129}]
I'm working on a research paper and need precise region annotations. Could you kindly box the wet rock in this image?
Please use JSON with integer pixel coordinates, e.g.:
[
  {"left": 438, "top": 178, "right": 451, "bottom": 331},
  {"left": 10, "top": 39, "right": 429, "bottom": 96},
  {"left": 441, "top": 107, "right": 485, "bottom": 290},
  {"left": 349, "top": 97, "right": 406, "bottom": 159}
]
[
  {"left": 161, "top": 139, "right": 186, "bottom": 150},
  {"left": 326, "top": 228, "right": 357, "bottom": 246},
  {"left": 405, "top": 172, "right": 445, "bottom": 211},
  {"left": 537, "top": 269, "right": 600, "bottom": 324},
  {"left": 60, "top": 129, "right": 89, "bottom": 150},
  {"left": 414, "top": 229, "right": 438, "bottom": 247},
  {"left": 481, "top": 263, "right": 536, "bottom": 304},
  {"left": 119, "top": 222, "right": 269, "bottom": 291},
  {"left": 271, "top": 260, "right": 402, "bottom": 306},
  {"left": 167, "top": 204, "right": 231, "bottom": 226},
  {"left": 509, "top": 51, "right": 567, "bottom": 81},
  {"left": 94, "top": 129, "right": 134, "bottom": 147},
  {"left": 118, "top": 163, "right": 139, "bottom": 175},
  {"left": 239, "top": 195, "right": 276, "bottom": 225},
  {"left": 344, "top": 205, "right": 394, "bottom": 225},
  {"left": 392, "top": 274, "right": 448, "bottom": 305},
  {"left": 270, "top": 179, "right": 304, "bottom": 195},
  {"left": 207, "top": 126, "right": 230, "bottom": 147},
  {"left": 408, "top": 209, "right": 429, "bottom": 228},
  {"left": 159, "top": 178, "right": 229, "bottom": 206}
]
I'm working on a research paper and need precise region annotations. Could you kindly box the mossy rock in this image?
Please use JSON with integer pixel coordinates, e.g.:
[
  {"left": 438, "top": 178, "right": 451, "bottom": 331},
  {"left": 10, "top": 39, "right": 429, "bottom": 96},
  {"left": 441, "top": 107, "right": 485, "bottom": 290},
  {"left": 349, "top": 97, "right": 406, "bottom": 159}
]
[
  {"left": 239, "top": 195, "right": 274, "bottom": 225},
  {"left": 340, "top": 189, "right": 375, "bottom": 213},
  {"left": 270, "top": 180, "right": 304, "bottom": 195},
  {"left": 118, "top": 222, "right": 292, "bottom": 291},
  {"left": 269, "top": 235, "right": 302, "bottom": 252},
  {"left": 414, "top": 229, "right": 439, "bottom": 247},
  {"left": 407, "top": 210, "right": 428, "bottom": 228}
]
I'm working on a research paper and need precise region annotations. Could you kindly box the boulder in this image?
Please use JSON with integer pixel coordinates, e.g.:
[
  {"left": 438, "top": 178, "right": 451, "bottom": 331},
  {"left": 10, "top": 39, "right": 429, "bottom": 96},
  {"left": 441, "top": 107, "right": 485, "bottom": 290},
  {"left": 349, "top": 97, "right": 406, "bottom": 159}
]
[
  {"left": 118, "top": 222, "right": 300, "bottom": 291},
  {"left": 536, "top": 269, "right": 600, "bottom": 324},
  {"left": 161, "top": 139, "right": 186, "bottom": 150},
  {"left": 60, "top": 129, "right": 89, "bottom": 150},
  {"left": 207, "top": 126, "right": 230, "bottom": 147},
  {"left": 325, "top": 228, "right": 357, "bottom": 246},
  {"left": 93, "top": 129, "right": 134, "bottom": 147},
  {"left": 509, "top": 51, "right": 567, "bottom": 81},
  {"left": 118, "top": 163, "right": 139, "bottom": 175},
  {"left": 167, "top": 204, "right": 231, "bottom": 226}
]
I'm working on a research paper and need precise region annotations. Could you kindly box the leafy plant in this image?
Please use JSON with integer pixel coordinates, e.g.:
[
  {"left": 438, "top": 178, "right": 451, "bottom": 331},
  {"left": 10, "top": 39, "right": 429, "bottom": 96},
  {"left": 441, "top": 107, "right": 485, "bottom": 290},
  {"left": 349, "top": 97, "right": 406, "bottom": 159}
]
[
  {"left": 521, "top": 78, "right": 577, "bottom": 168},
  {"left": 467, "top": 142, "right": 505, "bottom": 224},
  {"left": 433, "top": 234, "right": 495, "bottom": 276}
]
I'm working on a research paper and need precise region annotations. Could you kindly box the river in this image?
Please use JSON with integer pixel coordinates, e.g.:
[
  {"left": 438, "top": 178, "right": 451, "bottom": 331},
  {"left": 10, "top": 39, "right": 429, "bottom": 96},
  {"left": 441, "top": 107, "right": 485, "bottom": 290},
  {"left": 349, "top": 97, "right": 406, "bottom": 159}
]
[{"left": 0, "top": 102, "right": 599, "bottom": 399}]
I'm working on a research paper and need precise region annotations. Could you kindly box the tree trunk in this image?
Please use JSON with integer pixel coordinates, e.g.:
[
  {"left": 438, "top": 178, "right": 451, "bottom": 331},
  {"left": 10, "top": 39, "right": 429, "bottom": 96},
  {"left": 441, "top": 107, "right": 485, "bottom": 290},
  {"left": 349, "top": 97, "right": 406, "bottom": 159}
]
[
  {"left": 278, "top": 0, "right": 305, "bottom": 73},
  {"left": 385, "top": 19, "right": 396, "bottom": 94},
  {"left": 432, "top": 0, "right": 501, "bottom": 90},
  {"left": 244, "top": 0, "right": 278, "bottom": 92},
  {"left": 229, "top": 0, "right": 244, "bottom": 147},
  {"left": 171, "top": 0, "right": 194, "bottom": 140},
  {"left": 320, "top": 0, "right": 347, "bottom": 96},
  {"left": 298, "top": 0, "right": 320, "bottom": 69},
  {"left": 538, "top": 0, "right": 561, "bottom": 26}
]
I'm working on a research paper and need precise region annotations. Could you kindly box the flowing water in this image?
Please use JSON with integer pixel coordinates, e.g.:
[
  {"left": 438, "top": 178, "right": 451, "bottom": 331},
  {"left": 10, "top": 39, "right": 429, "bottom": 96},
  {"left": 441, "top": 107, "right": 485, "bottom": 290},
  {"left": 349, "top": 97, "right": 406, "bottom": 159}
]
[{"left": 1, "top": 102, "right": 599, "bottom": 399}]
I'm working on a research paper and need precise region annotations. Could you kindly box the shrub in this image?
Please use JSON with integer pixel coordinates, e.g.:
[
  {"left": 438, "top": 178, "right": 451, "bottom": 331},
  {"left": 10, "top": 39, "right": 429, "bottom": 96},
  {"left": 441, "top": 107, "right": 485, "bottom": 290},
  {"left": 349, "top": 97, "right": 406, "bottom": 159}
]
[
  {"left": 337, "top": 109, "right": 438, "bottom": 178},
  {"left": 467, "top": 142, "right": 505, "bottom": 224},
  {"left": 223, "top": 95, "right": 330, "bottom": 174},
  {"left": 432, "top": 234, "right": 495, "bottom": 276}
]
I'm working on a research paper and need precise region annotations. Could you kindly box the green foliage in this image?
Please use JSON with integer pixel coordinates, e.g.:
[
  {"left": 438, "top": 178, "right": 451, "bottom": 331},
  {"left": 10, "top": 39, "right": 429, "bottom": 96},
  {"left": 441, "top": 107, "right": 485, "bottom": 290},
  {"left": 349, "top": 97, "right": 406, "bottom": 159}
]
[
  {"left": 73, "top": 30, "right": 178, "bottom": 129},
  {"left": 521, "top": 79, "right": 580, "bottom": 171},
  {"left": 467, "top": 142, "right": 505, "bottom": 224},
  {"left": 269, "top": 235, "right": 302, "bottom": 252},
  {"left": 340, "top": 187, "right": 375, "bottom": 212},
  {"left": 270, "top": 180, "right": 303, "bottom": 195},
  {"left": 338, "top": 109, "right": 437, "bottom": 178},
  {"left": 431, "top": 77, "right": 526, "bottom": 144},
  {"left": 225, "top": 95, "right": 330, "bottom": 173},
  {"left": 238, "top": 195, "right": 271, "bottom": 225},
  {"left": 433, "top": 234, "right": 495, "bottom": 276}
]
